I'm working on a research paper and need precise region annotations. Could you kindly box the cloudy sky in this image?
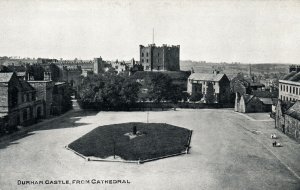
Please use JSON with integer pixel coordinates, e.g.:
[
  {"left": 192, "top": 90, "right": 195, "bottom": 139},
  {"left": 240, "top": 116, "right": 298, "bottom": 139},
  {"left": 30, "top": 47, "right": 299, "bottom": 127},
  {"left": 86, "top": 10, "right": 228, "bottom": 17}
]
[{"left": 0, "top": 0, "right": 300, "bottom": 63}]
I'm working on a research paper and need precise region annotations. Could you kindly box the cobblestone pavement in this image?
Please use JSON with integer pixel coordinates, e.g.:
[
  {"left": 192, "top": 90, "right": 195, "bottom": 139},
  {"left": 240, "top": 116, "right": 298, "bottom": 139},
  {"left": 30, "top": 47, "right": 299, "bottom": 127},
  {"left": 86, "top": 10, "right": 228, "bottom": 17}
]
[{"left": 0, "top": 108, "right": 299, "bottom": 190}]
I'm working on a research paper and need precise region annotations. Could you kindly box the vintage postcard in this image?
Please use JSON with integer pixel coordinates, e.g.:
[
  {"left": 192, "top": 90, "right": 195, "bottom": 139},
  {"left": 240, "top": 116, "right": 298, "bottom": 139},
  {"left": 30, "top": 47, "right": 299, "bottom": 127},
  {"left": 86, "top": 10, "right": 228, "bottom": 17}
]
[{"left": 0, "top": 0, "right": 299, "bottom": 189}]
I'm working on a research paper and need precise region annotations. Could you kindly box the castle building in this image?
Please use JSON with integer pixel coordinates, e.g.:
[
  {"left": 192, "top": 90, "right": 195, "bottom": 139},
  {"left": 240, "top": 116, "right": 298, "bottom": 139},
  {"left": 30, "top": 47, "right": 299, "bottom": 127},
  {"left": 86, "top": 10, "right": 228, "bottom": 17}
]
[
  {"left": 139, "top": 44, "right": 180, "bottom": 71},
  {"left": 93, "top": 57, "right": 109, "bottom": 74}
]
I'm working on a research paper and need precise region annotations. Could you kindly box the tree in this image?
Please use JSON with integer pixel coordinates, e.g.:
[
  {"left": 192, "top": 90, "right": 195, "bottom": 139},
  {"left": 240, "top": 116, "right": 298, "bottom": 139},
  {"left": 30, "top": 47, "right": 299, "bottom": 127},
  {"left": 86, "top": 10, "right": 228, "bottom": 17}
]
[
  {"left": 165, "top": 84, "right": 181, "bottom": 104},
  {"left": 205, "top": 82, "right": 216, "bottom": 103},
  {"left": 147, "top": 73, "right": 172, "bottom": 103},
  {"left": 120, "top": 79, "right": 141, "bottom": 105},
  {"left": 189, "top": 92, "right": 203, "bottom": 102},
  {"left": 78, "top": 73, "right": 141, "bottom": 109}
]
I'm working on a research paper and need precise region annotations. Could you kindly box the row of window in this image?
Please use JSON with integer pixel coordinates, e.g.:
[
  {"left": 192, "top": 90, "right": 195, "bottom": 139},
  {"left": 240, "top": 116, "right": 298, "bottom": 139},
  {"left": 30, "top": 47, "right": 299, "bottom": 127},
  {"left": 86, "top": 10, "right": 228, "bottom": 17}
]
[
  {"left": 189, "top": 80, "right": 216, "bottom": 85},
  {"left": 141, "top": 52, "right": 149, "bottom": 57},
  {"left": 280, "top": 95, "right": 298, "bottom": 102},
  {"left": 141, "top": 52, "right": 160, "bottom": 57},
  {"left": 141, "top": 59, "right": 149, "bottom": 63},
  {"left": 280, "top": 84, "right": 300, "bottom": 95},
  {"left": 22, "top": 93, "right": 35, "bottom": 103}
]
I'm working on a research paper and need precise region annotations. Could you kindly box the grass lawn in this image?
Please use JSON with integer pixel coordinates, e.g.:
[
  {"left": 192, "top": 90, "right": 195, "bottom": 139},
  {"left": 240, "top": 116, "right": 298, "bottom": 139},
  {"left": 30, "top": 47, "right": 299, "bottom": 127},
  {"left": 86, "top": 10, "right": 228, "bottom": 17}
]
[{"left": 68, "top": 122, "right": 191, "bottom": 161}]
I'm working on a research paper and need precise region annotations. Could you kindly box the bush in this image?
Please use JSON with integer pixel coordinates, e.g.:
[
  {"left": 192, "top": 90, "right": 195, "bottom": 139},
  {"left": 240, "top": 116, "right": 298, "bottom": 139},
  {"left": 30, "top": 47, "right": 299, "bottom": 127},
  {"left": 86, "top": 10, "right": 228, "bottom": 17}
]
[{"left": 189, "top": 93, "right": 203, "bottom": 102}]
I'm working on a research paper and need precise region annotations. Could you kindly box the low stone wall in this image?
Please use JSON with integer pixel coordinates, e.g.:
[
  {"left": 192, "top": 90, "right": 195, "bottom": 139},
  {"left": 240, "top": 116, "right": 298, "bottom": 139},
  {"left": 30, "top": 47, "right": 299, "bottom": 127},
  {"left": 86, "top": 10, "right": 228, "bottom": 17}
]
[
  {"left": 65, "top": 130, "right": 193, "bottom": 164},
  {"left": 77, "top": 100, "right": 234, "bottom": 111}
]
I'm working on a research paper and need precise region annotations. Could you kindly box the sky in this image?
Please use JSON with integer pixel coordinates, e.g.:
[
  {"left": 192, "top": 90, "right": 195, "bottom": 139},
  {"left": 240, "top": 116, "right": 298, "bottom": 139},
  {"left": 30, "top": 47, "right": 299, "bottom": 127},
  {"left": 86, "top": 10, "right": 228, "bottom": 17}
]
[{"left": 0, "top": 0, "right": 300, "bottom": 64}]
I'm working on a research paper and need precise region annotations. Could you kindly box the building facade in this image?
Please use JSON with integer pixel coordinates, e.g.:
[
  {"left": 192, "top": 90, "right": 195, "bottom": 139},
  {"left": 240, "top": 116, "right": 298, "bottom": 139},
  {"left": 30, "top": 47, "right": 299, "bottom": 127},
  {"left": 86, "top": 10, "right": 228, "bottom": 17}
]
[
  {"left": 187, "top": 71, "right": 230, "bottom": 103},
  {"left": 275, "top": 100, "right": 300, "bottom": 142},
  {"left": 235, "top": 94, "right": 274, "bottom": 113},
  {"left": 139, "top": 44, "right": 180, "bottom": 71},
  {"left": 0, "top": 72, "right": 44, "bottom": 132},
  {"left": 279, "top": 66, "right": 300, "bottom": 102}
]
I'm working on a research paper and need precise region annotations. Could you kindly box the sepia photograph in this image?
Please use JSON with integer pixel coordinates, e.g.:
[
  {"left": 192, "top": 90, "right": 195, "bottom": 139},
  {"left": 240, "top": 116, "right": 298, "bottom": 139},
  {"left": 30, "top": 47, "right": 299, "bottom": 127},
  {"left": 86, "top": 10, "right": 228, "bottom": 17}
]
[{"left": 0, "top": 0, "right": 299, "bottom": 189}]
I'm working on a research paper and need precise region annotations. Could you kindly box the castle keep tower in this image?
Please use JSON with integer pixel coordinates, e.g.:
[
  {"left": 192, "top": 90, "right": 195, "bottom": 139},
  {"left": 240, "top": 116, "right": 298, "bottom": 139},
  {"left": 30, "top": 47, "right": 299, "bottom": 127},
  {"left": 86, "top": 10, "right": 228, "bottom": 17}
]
[{"left": 139, "top": 44, "right": 180, "bottom": 71}]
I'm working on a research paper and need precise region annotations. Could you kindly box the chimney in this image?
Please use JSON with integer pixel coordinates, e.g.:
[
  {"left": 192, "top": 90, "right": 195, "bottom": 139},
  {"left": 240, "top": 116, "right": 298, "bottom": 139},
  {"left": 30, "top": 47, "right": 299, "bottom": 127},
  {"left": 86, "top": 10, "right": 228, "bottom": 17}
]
[
  {"left": 289, "top": 65, "right": 296, "bottom": 73},
  {"left": 213, "top": 70, "right": 220, "bottom": 75}
]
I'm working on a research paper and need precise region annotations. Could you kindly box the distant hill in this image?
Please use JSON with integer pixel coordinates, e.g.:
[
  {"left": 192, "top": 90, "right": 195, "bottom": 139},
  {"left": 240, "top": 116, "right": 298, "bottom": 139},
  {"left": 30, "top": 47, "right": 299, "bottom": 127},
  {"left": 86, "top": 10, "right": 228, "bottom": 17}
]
[{"left": 180, "top": 60, "right": 290, "bottom": 79}]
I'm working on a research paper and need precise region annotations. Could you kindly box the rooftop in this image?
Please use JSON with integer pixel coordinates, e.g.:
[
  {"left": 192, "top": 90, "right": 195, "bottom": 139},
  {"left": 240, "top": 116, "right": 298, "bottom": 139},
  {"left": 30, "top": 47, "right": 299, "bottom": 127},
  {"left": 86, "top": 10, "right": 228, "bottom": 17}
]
[
  {"left": 282, "top": 71, "right": 300, "bottom": 82},
  {"left": 286, "top": 101, "right": 300, "bottom": 120},
  {"left": 188, "top": 73, "right": 225, "bottom": 82},
  {"left": 0, "top": 72, "right": 14, "bottom": 83}
]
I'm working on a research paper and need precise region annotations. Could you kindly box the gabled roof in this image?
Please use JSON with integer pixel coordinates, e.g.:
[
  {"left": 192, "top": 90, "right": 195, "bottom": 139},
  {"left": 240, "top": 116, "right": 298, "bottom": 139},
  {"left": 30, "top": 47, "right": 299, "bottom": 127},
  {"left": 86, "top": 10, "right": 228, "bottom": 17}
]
[
  {"left": 281, "top": 71, "right": 300, "bottom": 82},
  {"left": 279, "top": 100, "right": 295, "bottom": 114},
  {"left": 285, "top": 101, "right": 300, "bottom": 120},
  {"left": 188, "top": 73, "right": 225, "bottom": 82},
  {"left": 250, "top": 82, "right": 265, "bottom": 87},
  {"left": 19, "top": 80, "right": 35, "bottom": 92},
  {"left": 0, "top": 72, "right": 14, "bottom": 83},
  {"left": 289, "top": 72, "right": 300, "bottom": 82},
  {"left": 252, "top": 90, "right": 278, "bottom": 98},
  {"left": 243, "top": 94, "right": 254, "bottom": 103}
]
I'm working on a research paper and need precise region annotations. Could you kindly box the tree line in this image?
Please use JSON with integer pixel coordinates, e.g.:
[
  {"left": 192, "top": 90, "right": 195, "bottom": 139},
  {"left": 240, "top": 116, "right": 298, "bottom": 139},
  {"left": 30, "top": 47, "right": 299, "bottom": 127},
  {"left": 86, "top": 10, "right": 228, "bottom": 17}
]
[{"left": 77, "top": 71, "right": 187, "bottom": 109}]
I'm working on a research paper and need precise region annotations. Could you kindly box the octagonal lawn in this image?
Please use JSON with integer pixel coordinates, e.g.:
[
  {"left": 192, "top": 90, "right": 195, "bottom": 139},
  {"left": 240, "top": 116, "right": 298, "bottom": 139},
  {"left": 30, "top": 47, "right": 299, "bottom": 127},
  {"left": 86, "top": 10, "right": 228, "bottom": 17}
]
[{"left": 68, "top": 122, "right": 192, "bottom": 161}]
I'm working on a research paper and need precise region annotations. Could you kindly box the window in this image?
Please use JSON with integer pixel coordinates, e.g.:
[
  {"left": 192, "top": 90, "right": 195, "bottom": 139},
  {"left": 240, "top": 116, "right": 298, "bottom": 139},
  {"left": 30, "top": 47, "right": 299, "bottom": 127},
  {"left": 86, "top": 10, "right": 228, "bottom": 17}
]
[
  {"left": 23, "top": 109, "right": 27, "bottom": 121},
  {"left": 27, "top": 93, "right": 30, "bottom": 102},
  {"left": 158, "top": 53, "right": 160, "bottom": 57},
  {"left": 142, "top": 59, "right": 144, "bottom": 63},
  {"left": 146, "top": 59, "right": 148, "bottom": 63},
  {"left": 142, "top": 53, "right": 144, "bottom": 57},
  {"left": 280, "top": 84, "right": 282, "bottom": 91},
  {"left": 11, "top": 87, "right": 18, "bottom": 106},
  {"left": 293, "top": 87, "right": 295, "bottom": 94},
  {"left": 146, "top": 52, "right": 149, "bottom": 57},
  {"left": 290, "top": 86, "right": 292, "bottom": 93}
]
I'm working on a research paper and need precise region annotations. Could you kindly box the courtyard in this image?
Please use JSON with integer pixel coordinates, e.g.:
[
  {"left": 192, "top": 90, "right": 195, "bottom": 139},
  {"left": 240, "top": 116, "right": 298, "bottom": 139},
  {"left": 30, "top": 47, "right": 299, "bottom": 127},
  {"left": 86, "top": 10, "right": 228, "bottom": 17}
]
[{"left": 0, "top": 108, "right": 299, "bottom": 190}]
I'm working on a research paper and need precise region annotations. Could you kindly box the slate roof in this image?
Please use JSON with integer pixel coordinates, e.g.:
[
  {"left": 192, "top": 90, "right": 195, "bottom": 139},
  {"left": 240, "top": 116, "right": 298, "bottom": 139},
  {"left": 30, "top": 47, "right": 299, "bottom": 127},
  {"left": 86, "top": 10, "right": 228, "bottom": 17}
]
[
  {"left": 243, "top": 94, "right": 254, "bottom": 103},
  {"left": 281, "top": 71, "right": 300, "bottom": 82},
  {"left": 280, "top": 100, "right": 295, "bottom": 114},
  {"left": 252, "top": 90, "right": 278, "bottom": 98},
  {"left": 19, "top": 80, "right": 35, "bottom": 92},
  {"left": 289, "top": 72, "right": 300, "bottom": 82},
  {"left": 0, "top": 72, "right": 14, "bottom": 83},
  {"left": 249, "top": 82, "right": 265, "bottom": 87},
  {"left": 258, "top": 98, "right": 273, "bottom": 105},
  {"left": 188, "top": 73, "right": 225, "bottom": 82},
  {"left": 243, "top": 94, "right": 275, "bottom": 105},
  {"left": 285, "top": 101, "right": 300, "bottom": 120}
]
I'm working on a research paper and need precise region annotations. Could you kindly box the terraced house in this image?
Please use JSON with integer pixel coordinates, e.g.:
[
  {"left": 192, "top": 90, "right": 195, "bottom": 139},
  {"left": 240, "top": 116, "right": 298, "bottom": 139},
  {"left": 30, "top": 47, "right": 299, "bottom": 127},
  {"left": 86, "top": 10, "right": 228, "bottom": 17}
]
[{"left": 0, "top": 72, "right": 44, "bottom": 132}]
